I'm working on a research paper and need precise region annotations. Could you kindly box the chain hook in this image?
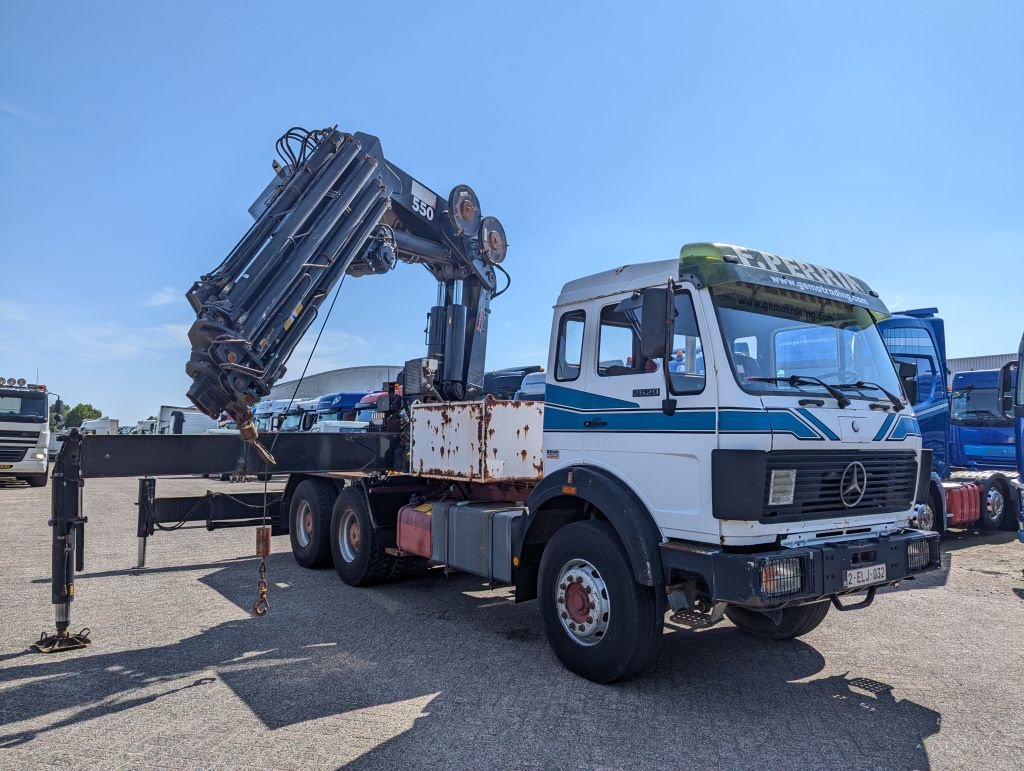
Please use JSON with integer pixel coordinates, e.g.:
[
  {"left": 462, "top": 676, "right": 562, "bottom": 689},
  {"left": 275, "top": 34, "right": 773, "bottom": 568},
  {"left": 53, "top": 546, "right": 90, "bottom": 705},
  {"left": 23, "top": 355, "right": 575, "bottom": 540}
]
[{"left": 252, "top": 559, "right": 270, "bottom": 616}]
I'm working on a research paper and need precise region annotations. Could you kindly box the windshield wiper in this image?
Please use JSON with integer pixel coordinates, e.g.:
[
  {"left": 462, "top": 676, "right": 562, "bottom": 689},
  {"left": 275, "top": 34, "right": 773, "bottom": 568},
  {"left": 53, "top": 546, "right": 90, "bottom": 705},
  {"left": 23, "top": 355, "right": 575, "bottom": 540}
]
[
  {"left": 837, "top": 381, "right": 904, "bottom": 411},
  {"left": 748, "top": 375, "right": 851, "bottom": 408}
]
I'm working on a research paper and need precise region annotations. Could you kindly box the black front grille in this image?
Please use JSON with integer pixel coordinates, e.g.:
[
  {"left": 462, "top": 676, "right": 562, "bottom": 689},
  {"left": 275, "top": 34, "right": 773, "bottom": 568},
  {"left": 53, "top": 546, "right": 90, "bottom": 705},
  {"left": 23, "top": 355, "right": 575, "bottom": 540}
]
[
  {"left": 0, "top": 447, "right": 27, "bottom": 463},
  {"left": 762, "top": 450, "right": 918, "bottom": 523},
  {"left": 0, "top": 429, "right": 40, "bottom": 439}
]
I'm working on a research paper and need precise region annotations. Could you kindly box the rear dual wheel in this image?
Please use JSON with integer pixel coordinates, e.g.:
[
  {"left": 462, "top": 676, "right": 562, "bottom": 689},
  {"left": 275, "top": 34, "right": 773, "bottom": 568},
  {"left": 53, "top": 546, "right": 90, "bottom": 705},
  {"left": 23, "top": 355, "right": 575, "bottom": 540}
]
[
  {"left": 288, "top": 479, "right": 335, "bottom": 568},
  {"left": 979, "top": 477, "right": 1016, "bottom": 531},
  {"left": 329, "top": 488, "right": 421, "bottom": 586}
]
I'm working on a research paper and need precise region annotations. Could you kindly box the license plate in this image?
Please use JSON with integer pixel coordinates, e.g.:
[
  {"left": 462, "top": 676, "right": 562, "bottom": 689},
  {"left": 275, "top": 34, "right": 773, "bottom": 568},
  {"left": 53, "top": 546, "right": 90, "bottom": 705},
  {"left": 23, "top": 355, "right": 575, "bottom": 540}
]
[
  {"left": 0, "top": 464, "right": 11, "bottom": 470},
  {"left": 843, "top": 563, "right": 886, "bottom": 589}
]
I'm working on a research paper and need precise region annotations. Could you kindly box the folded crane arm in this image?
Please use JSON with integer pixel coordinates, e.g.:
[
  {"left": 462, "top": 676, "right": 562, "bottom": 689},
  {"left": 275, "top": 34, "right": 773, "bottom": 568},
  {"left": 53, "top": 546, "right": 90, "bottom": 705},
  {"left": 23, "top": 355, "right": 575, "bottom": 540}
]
[{"left": 184, "top": 126, "right": 508, "bottom": 448}]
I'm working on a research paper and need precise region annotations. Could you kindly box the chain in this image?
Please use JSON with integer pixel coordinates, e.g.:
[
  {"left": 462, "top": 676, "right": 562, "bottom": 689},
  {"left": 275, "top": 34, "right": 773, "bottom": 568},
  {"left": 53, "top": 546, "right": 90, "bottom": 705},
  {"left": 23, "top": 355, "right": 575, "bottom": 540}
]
[
  {"left": 252, "top": 473, "right": 271, "bottom": 616},
  {"left": 252, "top": 559, "right": 269, "bottom": 616}
]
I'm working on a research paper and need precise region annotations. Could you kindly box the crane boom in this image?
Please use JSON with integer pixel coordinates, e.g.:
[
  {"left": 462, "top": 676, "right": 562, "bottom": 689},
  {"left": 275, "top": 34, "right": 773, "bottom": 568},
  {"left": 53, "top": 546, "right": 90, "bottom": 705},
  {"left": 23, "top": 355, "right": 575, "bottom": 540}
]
[{"left": 183, "top": 127, "right": 508, "bottom": 456}]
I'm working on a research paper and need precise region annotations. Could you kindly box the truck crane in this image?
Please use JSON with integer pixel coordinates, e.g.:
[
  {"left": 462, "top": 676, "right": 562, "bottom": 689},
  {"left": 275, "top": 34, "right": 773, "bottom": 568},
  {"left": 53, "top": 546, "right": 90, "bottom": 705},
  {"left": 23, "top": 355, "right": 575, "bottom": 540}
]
[
  {"left": 183, "top": 126, "right": 507, "bottom": 462},
  {"left": 39, "top": 126, "right": 942, "bottom": 683}
]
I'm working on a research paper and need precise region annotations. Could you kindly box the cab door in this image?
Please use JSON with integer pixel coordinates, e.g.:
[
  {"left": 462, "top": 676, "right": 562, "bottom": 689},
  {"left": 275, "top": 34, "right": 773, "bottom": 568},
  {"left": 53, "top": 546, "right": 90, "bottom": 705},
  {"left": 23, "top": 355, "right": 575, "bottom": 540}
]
[{"left": 580, "top": 289, "right": 718, "bottom": 540}]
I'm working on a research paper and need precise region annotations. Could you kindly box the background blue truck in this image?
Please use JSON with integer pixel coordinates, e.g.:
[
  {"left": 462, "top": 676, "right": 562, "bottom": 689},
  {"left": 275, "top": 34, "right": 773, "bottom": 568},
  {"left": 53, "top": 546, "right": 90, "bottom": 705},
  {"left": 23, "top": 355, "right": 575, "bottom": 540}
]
[
  {"left": 949, "top": 368, "right": 1018, "bottom": 470},
  {"left": 879, "top": 309, "right": 1019, "bottom": 534}
]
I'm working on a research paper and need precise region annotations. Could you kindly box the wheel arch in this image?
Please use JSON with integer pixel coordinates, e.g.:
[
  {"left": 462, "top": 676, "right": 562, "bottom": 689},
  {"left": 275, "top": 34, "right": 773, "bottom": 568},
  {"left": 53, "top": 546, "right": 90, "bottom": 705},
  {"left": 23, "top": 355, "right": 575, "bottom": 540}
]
[{"left": 515, "top": 465, "right": 664, "bottom": 602}]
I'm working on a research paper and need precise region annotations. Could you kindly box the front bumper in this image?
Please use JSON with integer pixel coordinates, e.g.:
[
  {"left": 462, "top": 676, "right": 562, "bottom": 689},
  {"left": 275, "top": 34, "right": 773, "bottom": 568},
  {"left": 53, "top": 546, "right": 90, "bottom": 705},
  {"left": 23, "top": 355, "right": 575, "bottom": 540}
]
[
  {"left": 0, "top": 456, "right": 47, "bottom": 477},
  {"left": 660, "top": 528, "right": 941, "bottom": 610}
]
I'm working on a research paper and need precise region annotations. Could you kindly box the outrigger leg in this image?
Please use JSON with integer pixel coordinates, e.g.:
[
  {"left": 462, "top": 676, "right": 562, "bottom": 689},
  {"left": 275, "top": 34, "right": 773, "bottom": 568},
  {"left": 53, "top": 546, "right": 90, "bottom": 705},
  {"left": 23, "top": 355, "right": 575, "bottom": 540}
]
[{"left": 33, "top": 430, "right": 92, "bottom": 653}]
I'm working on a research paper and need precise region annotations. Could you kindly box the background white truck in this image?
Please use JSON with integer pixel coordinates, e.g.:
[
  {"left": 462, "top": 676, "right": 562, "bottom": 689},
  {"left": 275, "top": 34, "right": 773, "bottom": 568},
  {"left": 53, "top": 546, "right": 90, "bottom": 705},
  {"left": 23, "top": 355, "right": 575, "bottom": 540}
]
[{"left": 0, "top": 378, "right": 52, "bottom": 487}]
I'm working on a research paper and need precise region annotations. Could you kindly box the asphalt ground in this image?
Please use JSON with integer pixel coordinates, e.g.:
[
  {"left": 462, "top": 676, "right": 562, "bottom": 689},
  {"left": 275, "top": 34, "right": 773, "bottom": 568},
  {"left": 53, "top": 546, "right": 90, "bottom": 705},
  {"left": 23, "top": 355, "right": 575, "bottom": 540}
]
[{"left": 1, "top": 475, "right": 1022, "bottom": 769}]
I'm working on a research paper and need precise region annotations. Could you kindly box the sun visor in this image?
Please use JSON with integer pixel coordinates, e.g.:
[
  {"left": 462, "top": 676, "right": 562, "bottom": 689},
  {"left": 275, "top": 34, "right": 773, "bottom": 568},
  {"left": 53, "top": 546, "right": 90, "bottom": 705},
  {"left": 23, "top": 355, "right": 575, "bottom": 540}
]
[{"left": 678, "top": 242, "right": 889, "bottom": 314}]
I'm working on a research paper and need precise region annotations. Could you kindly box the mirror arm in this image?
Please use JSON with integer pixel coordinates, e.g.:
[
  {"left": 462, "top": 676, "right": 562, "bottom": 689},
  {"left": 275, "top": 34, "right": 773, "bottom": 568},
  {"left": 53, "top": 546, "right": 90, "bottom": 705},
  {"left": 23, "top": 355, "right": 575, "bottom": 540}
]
[{"left": 661, "top": 280, "right": 677, "bottom": 416}]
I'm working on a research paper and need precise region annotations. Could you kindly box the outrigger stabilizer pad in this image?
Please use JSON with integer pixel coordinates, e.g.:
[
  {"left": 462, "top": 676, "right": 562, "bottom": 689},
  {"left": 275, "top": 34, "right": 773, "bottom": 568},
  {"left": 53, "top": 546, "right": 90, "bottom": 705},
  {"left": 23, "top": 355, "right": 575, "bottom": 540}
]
[{"left": 32, "top": 628, "right": 92, "bottom": 654}]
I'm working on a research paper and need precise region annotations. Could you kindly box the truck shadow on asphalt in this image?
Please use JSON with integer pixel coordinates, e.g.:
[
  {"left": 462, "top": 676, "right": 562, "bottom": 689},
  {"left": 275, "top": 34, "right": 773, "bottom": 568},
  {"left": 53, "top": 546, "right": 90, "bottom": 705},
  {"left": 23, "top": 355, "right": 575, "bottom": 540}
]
[{"left": 0, "top": 556, "right": 941, "bottom": 768}]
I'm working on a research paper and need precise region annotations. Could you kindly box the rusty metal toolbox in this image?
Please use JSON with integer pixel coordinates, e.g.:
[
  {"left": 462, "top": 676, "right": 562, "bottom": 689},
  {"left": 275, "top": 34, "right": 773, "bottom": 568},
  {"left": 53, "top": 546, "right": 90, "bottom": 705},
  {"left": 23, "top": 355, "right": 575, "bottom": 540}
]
[
  {"left": 409, "top": 399, "right": 544, "bottom": 482},
  {"left": 430, "top": 501, "right": 527, "bottom": 584}
]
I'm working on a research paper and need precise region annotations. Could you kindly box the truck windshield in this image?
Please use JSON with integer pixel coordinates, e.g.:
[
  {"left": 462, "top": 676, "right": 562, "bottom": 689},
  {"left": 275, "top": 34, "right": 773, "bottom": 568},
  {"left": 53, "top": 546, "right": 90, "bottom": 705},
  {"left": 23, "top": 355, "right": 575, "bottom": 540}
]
[
  {"left": 712, "top": 282, "right": 901, "bottom": 399},
  {"left": 279, "top": 413, "right": 303, "bottom": 432},
  {"left": 950, "top": 386, "right": 1011, "bottom": 425},
  {"left": 0, "top": 390, "right": 47, "bottom": 423}
]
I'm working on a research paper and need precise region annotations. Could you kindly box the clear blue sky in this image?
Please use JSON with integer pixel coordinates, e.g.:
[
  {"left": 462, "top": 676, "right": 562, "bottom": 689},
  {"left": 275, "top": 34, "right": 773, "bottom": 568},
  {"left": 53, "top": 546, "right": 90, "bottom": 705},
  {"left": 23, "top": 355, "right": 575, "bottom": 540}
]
[{"left": 2, "top": 2, "right": 1021, "bottom": 423}]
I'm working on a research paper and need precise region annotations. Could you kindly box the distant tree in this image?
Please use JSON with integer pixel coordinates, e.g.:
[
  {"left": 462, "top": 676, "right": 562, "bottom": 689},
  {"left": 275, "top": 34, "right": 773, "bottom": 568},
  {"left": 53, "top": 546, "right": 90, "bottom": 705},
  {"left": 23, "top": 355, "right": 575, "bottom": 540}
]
[
  {"left": 147, "top": 415, "right": 157, "bottom": 421},
  {"left": 64, "top": 403, "right": 102, "bottom": 428}
]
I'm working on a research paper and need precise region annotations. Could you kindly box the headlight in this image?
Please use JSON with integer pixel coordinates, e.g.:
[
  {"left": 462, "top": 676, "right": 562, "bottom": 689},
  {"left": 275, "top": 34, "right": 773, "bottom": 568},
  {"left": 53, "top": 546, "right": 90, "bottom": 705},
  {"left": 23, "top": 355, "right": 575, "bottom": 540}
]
[
  {"left": 29, "top": 450, "right": 46, "bottom": 461},
  {"left": 906, "top": 539, "right": 936, "bottom": 572},
  {"left": 760, "top": 556, "right": 804, "bottom": 598},
  {"left": 768, "top": 469, "right": 797, "bottom": 506}
]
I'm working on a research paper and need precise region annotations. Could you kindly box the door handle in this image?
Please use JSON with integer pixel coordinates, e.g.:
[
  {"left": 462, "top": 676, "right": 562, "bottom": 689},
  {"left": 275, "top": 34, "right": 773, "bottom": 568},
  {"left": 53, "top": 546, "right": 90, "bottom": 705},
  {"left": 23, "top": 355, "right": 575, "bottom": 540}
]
[{"left": 583, "top": 419, "right": 608, "bottom": 428}]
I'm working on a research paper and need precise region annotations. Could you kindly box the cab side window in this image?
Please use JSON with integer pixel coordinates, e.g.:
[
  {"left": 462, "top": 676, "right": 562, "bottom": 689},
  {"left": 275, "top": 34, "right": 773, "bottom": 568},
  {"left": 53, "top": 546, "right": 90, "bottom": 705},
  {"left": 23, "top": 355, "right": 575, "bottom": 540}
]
[
  {"left": 667, "top": 292, "right": 706, "bottom": 394},
  {"left": 598, "top": 303, "right": 651, "bottom": 376},
  {"left": 880, "top": 326, "right": 943, "bottom": 407},
  {"left": 555, "top": 310, "right": 585, "bottom": 382}
]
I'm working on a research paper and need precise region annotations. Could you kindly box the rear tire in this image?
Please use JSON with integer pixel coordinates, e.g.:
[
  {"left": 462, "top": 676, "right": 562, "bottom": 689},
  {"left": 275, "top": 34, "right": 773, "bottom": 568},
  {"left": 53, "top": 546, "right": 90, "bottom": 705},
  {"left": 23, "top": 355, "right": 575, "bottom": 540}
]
[
  {"left": 726, "top": 600, "right": 830, "bottom": 640},
  {"left": 978, "top": 477, "right": 1013, "bottom": 531},
  {"left": 538, "top": 520, "right": 662, "bottom": 683},
  {"left": 27, "top": 474, "right": 48, "bottom": 488},
  {"left": 287, "top": 479, "right": 336, "bottom": 568},
  {"left": 330, "top": 487, "right": 393, "bottom": 586}
]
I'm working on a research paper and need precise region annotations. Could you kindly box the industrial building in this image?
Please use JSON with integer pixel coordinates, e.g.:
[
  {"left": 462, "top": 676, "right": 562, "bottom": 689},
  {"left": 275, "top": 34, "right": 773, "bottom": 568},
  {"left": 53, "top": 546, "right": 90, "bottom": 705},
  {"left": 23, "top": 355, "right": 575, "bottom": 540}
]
[
  {"left": 946, "top": 353, "right": 1016, "bottom": 378},
  {"left": 267, "top": 365, "right": 402, "bottom": 401}
]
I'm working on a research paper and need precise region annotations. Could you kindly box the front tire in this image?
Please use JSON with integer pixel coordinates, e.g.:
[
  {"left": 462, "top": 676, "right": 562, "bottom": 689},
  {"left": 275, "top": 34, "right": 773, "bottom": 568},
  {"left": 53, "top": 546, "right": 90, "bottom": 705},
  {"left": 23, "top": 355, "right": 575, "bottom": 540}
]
[
  {"left": 287, "top": 479, "right": 336, "bottom": 568},
  {"left": 917, "top": 486, "right": 945, "bottom": 537},
  {"left": 26, "top": 473, "right": 48, "bottom": 488},
  {"left": 538, "top": 521, "right": 662, "bottom": 683},
  {"left": 725, "top": 600, "right": 830, "bottom": 640}
]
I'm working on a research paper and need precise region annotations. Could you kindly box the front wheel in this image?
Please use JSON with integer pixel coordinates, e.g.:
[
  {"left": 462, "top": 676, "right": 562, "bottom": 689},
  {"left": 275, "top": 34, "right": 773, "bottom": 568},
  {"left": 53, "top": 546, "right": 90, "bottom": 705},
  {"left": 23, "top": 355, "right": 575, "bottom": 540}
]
[
  {"left": 26, "top": 474, "right": 48, "bottom": 488},
  {"left": 725, "top": 600, "right": 830, "bottom": 640},
  {"left": 917, "top": 487, "right": 945, "bottom": 537},
  {"left": 538, "top": 520, "right": 662, "bottom": 683}
]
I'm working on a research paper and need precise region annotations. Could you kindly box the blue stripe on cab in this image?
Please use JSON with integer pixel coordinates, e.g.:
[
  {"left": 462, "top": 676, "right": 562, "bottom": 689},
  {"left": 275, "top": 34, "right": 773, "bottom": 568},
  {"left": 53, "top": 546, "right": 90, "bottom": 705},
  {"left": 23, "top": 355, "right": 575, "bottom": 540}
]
[
  {"left": 545, "top": 383, "right": 640, "bottom": 411},
  {"left": 887, "top": 415, "right": 921, "bottom": 441},
  {"left": 795, "top": 408, "right": 840, "bottom": 441},
  {"left": 873, "top": 414, "right": 895, "bottom": 441},
  {"left": 544, "top": 405, "right": 715, "bottom": 432}
]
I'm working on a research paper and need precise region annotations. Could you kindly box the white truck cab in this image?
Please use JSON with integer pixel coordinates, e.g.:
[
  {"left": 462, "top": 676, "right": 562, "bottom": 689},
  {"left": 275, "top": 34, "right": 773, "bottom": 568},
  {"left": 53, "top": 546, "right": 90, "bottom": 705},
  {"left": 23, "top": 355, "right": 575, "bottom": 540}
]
[
  {"left": 400, "top": 243, "right": 941, "bottom": 681},
  {"left": 544, "top": 244, "right": 924, "bottom": 549},
  {"left": 0, "top": 379, "right": 51, "bottom": 487}
]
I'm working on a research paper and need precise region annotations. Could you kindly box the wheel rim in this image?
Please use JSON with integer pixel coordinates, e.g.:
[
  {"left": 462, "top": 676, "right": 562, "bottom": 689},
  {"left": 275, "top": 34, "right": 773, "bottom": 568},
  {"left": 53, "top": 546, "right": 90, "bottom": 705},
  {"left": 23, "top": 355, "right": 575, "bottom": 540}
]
[
  {"left": 986, "top": 488, "right": 1005, "bottom": 522},
  {"left": 294, "top": 501, "right": 312, "bottom": 548},
  {"left": 555, "top": 558, "right": 610, "bottom": 647},
  {"left": 338, "top": 508, "right": 359, "bottom": 563},
  {"left": 917, "top": 502, "right": 935, "bottom": 531}
]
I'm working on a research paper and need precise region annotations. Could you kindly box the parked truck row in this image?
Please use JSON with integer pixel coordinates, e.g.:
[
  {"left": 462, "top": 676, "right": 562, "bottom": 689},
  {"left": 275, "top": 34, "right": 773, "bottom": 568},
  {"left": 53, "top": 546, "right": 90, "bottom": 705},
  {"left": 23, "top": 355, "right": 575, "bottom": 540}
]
[{"left": 879, "top": 309, "right": 1020, "bottom": 534}]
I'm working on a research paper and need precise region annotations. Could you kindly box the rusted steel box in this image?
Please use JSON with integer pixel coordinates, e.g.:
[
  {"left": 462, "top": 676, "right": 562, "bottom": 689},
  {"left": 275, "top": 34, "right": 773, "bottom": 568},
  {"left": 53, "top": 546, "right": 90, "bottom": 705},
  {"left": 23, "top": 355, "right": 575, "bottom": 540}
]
[{"left": 409, "top": 399, "right": 544, "bottom": 482}]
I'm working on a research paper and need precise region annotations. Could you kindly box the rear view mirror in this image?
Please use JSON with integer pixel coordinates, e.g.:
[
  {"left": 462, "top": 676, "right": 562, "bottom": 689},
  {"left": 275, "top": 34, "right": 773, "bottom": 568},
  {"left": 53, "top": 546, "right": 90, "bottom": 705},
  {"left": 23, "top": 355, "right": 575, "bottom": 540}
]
[
  {"left": 897, "top": 361, "right": 919, "bottom": 405},
  {"left": 640, "top": 288, "right": 672, "bottom": 360}
]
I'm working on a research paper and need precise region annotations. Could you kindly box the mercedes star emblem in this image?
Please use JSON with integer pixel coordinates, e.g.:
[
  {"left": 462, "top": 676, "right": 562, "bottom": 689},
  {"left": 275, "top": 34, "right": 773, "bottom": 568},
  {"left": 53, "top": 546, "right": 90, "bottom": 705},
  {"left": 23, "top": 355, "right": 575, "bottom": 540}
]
[{"left": 840, "top": 461, "right": 868, "bottom": 507}]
